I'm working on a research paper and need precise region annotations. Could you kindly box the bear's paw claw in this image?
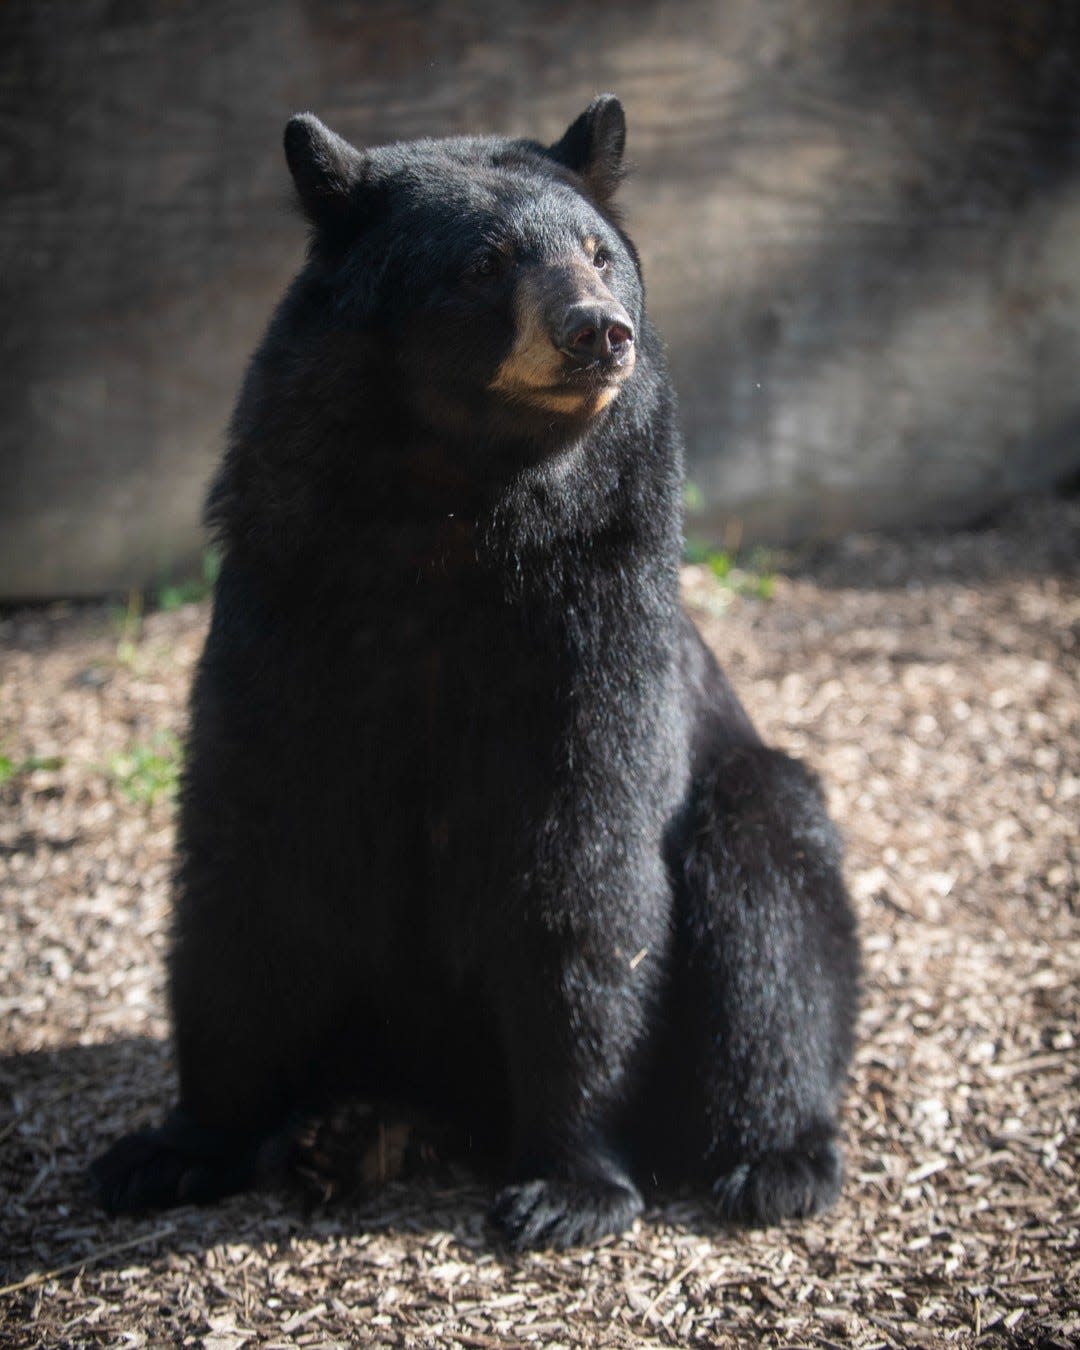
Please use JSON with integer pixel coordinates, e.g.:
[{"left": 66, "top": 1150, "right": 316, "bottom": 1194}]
[{"left": 490, "top": 1175, "right": 643, "bottom": 1250}]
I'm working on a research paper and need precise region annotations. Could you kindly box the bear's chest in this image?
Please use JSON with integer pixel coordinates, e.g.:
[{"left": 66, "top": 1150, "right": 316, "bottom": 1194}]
[{"left": 342, "top": 586, "right": 564, "bottom": 786}]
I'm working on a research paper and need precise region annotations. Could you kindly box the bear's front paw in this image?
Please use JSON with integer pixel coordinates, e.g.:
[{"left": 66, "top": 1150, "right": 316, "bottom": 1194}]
[
  {"left": 490, "top": 1175, "right": 644, "bottom": 1251},
  {"left": 91, "top": 1122, "right": 263, "bottom": 1214},
  {"left": 712, "top": 1136, "right": 843, "bottom": 1225},
  {"left": 91, "top": 1127, "right": 206, "bottom": 1213}
]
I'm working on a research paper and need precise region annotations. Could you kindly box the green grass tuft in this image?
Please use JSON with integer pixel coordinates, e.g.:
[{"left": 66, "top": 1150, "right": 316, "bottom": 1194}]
[
  {"left": 0, "top": 753, "right": 66, "bottom": 785},
  {"left": 682, "top": 541, "right": 778, "bottom": 600},
  {"left": 156, "top": 548, "right": 221, "bottom": 611},
  {"left": 108, "top": 733, "right": 181, "bottom": 807}
]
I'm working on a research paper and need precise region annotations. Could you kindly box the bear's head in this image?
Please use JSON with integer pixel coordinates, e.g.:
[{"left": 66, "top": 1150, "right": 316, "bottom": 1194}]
[{"left": 281, "top": 97, "right": 646, "bottom": 447}]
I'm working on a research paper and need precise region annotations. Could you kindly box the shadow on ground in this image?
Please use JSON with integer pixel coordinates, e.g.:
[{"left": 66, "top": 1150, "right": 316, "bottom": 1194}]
[{"left": 1, "top": 1039, "right": 735, "bottom": 1293}]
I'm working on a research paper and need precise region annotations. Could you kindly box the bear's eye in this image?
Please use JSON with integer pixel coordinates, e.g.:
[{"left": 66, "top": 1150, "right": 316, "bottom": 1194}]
[
  {"left": 592, "top": 247, "right": 612, "bottom": 272},
  {"left": 470, "top": 250, "right": 503, "bottom": 279}
]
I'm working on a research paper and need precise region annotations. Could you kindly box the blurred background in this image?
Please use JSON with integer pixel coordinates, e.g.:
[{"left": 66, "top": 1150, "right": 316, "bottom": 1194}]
[{"left": 1, "top": 0, "right": 1078, "bottom": 598}]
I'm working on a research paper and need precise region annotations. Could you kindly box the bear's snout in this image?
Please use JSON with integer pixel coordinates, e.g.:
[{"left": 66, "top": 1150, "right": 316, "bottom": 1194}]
[
  {"left": 557, "top": 303, "right": 635, "bottom": 369},
  {"left": 490, "top": 261, "right": 638, "bottom": 413}
]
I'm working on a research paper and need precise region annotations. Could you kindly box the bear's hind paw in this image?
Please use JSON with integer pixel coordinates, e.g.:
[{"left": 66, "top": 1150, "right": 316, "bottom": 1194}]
[
  {"left": 490, "top": 1175, "right": 643, "bottom": 1251},
  {"left": 90, "top": 1124, "right": 262, "bottom": 1214},
  {"left": 713, "top": 1136, "right": 843, "bottom": 1225}
]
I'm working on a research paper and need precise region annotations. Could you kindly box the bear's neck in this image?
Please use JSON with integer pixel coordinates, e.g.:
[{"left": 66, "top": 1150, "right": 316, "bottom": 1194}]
[{"left": 211, "top": 331, "right": 684, "bottom": 610}]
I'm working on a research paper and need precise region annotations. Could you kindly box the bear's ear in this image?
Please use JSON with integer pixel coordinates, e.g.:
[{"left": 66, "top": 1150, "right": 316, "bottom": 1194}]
[
  {"left": 548, "top": 95, "right": 627, "bottom": 200},
  {"left": 284, "top": 113, "right": 368, "bottom": 234}
]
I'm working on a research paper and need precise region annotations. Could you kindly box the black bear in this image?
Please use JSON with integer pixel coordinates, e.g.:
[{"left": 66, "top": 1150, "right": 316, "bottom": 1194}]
[{"left": 92, "top": 97, "right": 859, "bottom": 1250}]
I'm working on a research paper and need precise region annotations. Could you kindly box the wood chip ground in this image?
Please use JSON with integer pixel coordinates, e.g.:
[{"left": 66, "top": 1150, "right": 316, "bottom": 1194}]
[{"left": 2, "top": 495, "right": 1077, "bottom": 1348}]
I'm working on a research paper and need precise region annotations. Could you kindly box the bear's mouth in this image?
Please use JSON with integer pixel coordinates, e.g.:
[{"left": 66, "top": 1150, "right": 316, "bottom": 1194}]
[
  {"left": 550, "top": 350, "right": 636, "bottom": 410},
  {"left": 502, "top": 358, "right": 630, "bottom": 416},
  {"left": 488, "top": 355, "right": 634, "bottom": 417},
  {"left": 560, "top": 350, "right": 635, "bottom": 389}
]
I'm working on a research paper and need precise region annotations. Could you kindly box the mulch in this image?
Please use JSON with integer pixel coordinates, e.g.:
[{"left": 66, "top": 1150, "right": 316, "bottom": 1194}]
[{"left": 1, "top": 494, "right": 1077, "bottom": 1348}]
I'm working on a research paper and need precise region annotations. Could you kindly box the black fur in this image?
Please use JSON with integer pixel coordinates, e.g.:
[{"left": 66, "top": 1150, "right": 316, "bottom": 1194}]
[{"left": 91, "top": 99, "right": 859, "bottom": 1250}]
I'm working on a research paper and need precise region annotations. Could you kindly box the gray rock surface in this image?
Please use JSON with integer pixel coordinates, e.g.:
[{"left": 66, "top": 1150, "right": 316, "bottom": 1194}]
[{"left": 2, "top": 1, "right": 1077, "bottom": 596}]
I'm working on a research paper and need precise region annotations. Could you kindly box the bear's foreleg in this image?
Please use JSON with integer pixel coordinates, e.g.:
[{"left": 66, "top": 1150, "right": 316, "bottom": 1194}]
[
  {"left": 486, "top": 859, "right": 669, "bottom": 1250},
  {"left": 91, "top": 900, "right": 307, "bottom": 1213}
]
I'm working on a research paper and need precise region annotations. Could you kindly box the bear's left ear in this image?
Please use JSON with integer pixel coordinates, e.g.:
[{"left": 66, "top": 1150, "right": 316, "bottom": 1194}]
[{"left": 548, "top": 94, "right": 627, "bottom": 200}]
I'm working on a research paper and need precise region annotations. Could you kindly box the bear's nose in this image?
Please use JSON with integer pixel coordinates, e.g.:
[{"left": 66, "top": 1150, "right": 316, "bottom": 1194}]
[{"left": 558, "top": 304, "right": 635, "bottom": 366}]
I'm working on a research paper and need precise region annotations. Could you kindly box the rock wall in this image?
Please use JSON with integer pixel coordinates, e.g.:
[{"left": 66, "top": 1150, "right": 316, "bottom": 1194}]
[{"left": 2, "top": 0, "right": 1077, "bottom": 595}]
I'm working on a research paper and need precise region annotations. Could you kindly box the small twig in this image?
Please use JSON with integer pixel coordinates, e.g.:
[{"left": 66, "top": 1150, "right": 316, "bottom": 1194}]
[
  {"left": 0, "top": 1225, "right": 176, "bottom": 1297},
  {"left": 985, "top": 1053, "right": 1066, "bottom": 1081},
  {"left": 641, "top": 1249, "right": 707, "bottom": 1324},
  {"left": 454, "top": 1335, "right": 529, "bottom": 1350},
  {"left": 864, "top": 1311, "right": 906, "bottom": 1345}
]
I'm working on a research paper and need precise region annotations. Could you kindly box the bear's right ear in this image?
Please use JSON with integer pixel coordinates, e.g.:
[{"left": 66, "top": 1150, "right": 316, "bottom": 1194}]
[
  {"left": 284, "top": 113, "right": 368, "bottom": 234},
  {"left": 548, "top": 95, "right": 627, "bottom": 201}
]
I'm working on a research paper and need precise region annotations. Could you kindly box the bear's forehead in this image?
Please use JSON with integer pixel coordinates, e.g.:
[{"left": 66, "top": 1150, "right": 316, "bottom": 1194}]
[{"left": 373, "top": 139, "right": 600, "bottom": 243}]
